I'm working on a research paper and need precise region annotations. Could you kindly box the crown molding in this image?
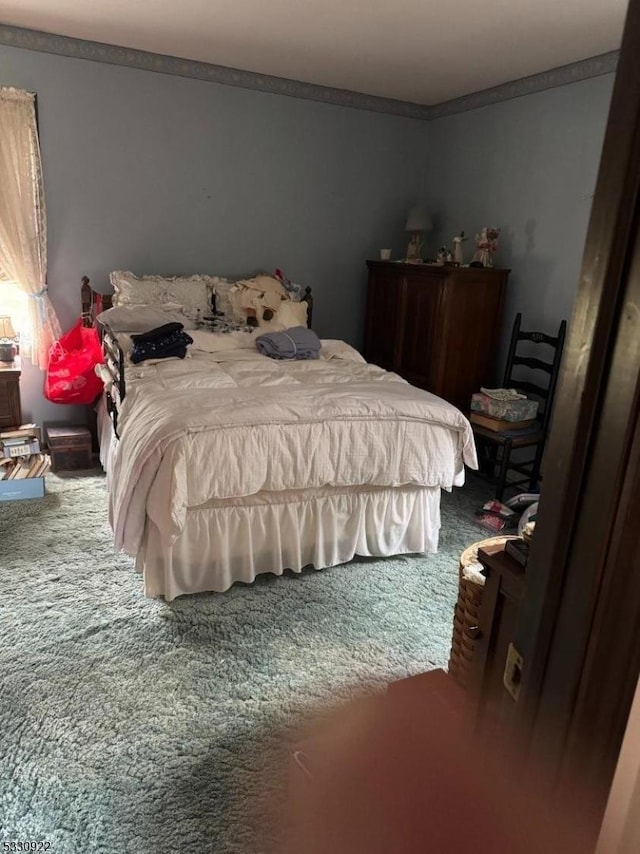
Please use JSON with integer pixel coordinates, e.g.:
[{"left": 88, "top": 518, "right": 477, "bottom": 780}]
[
  {"left": 0, "top": 23, "right": 619, "bottom": 121},
  {"left": 429, "top": 51, "right": 619, "bottom": 119},
  {"left": 0, "top": 24, "right": 431, "bottom": 119}
]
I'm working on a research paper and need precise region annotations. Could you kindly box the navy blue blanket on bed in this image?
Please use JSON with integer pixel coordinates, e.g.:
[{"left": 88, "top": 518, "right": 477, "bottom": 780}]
[{"left": 130, "top": 323, "right": 193, "bottom": 364}]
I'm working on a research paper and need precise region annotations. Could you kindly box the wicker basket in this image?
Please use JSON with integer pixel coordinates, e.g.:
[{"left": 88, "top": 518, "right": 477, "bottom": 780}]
[{"left": 448, "top": 535, "right": 518, "bottom": 688}]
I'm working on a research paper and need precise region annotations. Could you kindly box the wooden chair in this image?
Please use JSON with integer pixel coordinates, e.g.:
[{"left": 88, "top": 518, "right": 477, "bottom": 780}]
[{"left": 473, "top": 313, "right": 567, "bottom": 501}]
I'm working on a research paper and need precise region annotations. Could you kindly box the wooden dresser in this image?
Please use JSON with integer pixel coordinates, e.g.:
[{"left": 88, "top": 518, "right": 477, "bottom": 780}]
[
  {"left": 0, "top": 358, "right": 22, "bottom": 430},
  {"left": 364, "top": 262, "right": 509, "bottom": 411}
]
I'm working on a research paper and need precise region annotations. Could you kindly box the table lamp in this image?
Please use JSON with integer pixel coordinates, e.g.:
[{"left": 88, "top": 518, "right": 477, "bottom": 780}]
[
  {"left": 405, "top": 204, "right": 433, "bottom": 261},
  {"left": 0, "top": 315, "right": 18, "bottom": 362}
]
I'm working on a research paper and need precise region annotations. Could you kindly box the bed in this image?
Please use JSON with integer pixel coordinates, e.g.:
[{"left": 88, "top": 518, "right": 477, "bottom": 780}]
[{"left": 82, "top": 272, "right": 478, "bottom": 600}]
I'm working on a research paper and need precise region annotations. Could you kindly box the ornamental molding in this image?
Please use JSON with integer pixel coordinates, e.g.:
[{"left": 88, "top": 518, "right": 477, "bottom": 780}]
[{"left": 0, "top": 24, "right": 618, "bottom": 120}]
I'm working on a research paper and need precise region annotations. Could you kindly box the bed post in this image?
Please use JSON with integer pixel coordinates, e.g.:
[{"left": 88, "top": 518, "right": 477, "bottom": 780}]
[
  {"left": 303, "top": 286, "right": 314, "bottom": 328},
  {"left": 81, "top": 276, "right": 93, "bottom": 327}
]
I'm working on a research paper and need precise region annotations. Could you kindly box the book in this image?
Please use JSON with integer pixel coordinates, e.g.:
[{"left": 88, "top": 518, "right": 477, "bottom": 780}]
[
  {"left": 470, "top": 412, "right": 535, "bottom": 432},
  {"left": 13, "top": 459, "right": 33, "bottom": 480},
  {"left": 0, "top": 424, "right": 38, "bottom": 441},
  {"left": 27, "top": 455, "right": 42, "bottom": 478},
  {"left": 33, "top": 455, "right": 51, "bottom": 478},
  {"left": 29, "top": 455, "right": 44, "bottom": 478},
  {"left": 3, "top": 440, "right": 40, "bottom": 458}
]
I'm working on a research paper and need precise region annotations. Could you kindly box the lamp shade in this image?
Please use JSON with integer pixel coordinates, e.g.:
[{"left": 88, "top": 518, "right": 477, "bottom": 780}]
[
  {"left": 405, "top": 204, "right": 433, "bottom": 232},
  {"left": 0, "top": 315, "right": 17, "bottom": 340}
]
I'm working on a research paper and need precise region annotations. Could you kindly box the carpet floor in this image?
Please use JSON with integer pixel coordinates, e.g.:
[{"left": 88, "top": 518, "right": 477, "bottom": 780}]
[{"left": 0, "top": 471, "right": 491, "bottom": 853}]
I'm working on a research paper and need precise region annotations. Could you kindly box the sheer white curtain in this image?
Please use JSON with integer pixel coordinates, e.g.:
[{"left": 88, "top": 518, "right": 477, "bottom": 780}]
[{"left": 0, "top": 86, "right": 61, "bottom": 369}]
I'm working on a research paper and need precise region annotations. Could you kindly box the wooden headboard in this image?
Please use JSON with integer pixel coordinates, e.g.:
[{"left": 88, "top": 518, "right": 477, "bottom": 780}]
[
  {"left": 80, "top": 275, "right": 314, "bottom": 327},
  {"left": 81, "top": 276, "right": 113, "bottom": 327}
]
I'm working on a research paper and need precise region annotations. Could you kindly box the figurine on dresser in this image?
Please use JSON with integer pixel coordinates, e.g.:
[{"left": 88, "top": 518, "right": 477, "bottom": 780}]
[
  {"left": 452, "top": 231, "right": 468, "bottom": 265},
  {"left": 437, "top": 246, "right": 453, "bottom": 265},
  {"left": 472, "top": 227, "right": 500, "bottom": 267}
]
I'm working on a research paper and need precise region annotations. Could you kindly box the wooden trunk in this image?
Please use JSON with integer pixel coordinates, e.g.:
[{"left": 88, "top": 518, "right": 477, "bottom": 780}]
[{"left": 44, "top": 424, "right": 93, "bottom": 471}]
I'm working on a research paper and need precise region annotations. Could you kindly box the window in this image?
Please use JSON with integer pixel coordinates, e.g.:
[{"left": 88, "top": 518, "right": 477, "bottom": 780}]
[{"left": 0, "top": 87, "right": 61, "bottom": 368}]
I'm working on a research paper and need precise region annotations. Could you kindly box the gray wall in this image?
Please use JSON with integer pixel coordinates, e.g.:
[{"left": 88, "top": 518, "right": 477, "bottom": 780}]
[
  {"left": 424, "top": 74, "right": 615, "bottom": 369},
  {"left": 0, "top": 44, "right": 426, "bottom": 426}
]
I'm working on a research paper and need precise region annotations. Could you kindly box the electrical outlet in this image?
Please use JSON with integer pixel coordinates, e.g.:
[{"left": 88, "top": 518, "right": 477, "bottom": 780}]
[{"left": 503, "top": 643, "right": 524, "bottom": 701}]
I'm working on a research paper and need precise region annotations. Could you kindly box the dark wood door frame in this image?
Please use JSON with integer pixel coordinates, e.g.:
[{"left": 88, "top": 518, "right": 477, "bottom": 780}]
[{"left": 511, "top": 0, "right": 640, "bottom": 838}]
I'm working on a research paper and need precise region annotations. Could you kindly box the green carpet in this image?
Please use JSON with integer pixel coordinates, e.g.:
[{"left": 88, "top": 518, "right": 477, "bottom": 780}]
[{"left": 0, "top": 472, "right": 490, "bottom": 853}]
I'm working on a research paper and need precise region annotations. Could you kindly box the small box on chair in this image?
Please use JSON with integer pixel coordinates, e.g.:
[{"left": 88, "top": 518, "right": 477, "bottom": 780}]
[
  {"left": 470, "top": 392, "right": 539, "bottom": 422},
  {"left": 44, "top": 424, "right": 92, "bottom": 471}
]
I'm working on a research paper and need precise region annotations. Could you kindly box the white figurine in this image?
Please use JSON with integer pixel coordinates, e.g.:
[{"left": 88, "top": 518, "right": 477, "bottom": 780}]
[
  {"left": 452, "top": 231, "right": 468, "bottom": 265},
  {"left": 472, "top": 227, "right": 500, "bottom": 267}
]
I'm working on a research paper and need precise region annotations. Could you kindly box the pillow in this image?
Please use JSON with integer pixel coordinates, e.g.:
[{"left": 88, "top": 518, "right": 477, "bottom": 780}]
[
  {"left": 257, "top": 300, "right": 308, "bottom": 332},
  {"left": 109, "top": 271, "right": 169, "bottom": 307},
  {"left": 164, "top": 276, "right": 232, "bottom": 317},
  {"left": 96, "top": 303, "right": 197, "bottom": 332},
  {"left": 109, "top": 271, "right": 234, "bottom": 317}
]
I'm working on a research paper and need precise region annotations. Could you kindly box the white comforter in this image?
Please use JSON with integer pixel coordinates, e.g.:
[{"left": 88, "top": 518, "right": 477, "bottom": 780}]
[{"left": 108, "top": 340, "right": 477, "bottom": 556}]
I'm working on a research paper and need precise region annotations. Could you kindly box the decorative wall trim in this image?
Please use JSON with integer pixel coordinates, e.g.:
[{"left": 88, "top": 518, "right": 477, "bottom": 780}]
[
  {"left": 0, "top": 23, "right": 619, "bottom": 121},
  {"left": 0, "top": 24, "right": 431, "bottom": 119},
  {"left": 429, "top": 51, "right": 619, "bottom": 120}
]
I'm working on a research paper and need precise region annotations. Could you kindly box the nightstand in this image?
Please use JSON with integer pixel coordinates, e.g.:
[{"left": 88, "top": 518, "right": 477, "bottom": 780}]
[{"left": 0, "top": 357, "right": 22, "bottom": 429}]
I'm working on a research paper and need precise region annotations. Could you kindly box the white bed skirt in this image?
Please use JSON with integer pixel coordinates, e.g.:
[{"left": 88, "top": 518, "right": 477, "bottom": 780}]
[
  {"left": 137, "top": 484, "right": 442, "bottom": 600},
  {"left": 98, "top": 396, "right": 443, "bottom": 600}
]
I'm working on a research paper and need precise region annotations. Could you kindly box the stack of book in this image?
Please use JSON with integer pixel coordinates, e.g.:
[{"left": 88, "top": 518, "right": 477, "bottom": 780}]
[
  {"left": 0, "top": 453, "right": 51, "bottom": 481},
  {"left": 0, "top": 425, "right": 50, "bottom": 482}
]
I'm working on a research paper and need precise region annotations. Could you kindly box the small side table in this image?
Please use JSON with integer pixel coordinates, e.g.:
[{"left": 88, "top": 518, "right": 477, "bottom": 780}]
[{"left": 0, "top": 357, "right": 22, "bottom": 429}]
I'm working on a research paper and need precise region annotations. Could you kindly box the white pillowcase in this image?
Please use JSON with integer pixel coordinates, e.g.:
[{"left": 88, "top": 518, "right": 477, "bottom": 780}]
[
  {"left": 96, "top": 303, "right": 197, "bottom": 332},
  {"left": 110, "top": 272, "right": 169, "bottom": 307},
  {"left": 109, "top": 270, "right": 236, "bottom": 318}
]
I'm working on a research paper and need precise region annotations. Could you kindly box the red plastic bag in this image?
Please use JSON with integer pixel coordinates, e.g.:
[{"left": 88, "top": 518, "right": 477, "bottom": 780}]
[{"left": 44, "top": 319, "right": 104, "bottom": 404}]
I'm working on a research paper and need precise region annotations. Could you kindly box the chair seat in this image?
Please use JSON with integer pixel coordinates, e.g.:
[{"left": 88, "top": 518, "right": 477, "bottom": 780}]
[{"left": 471, "top": 422, "right": 543, "bottom": 448}]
